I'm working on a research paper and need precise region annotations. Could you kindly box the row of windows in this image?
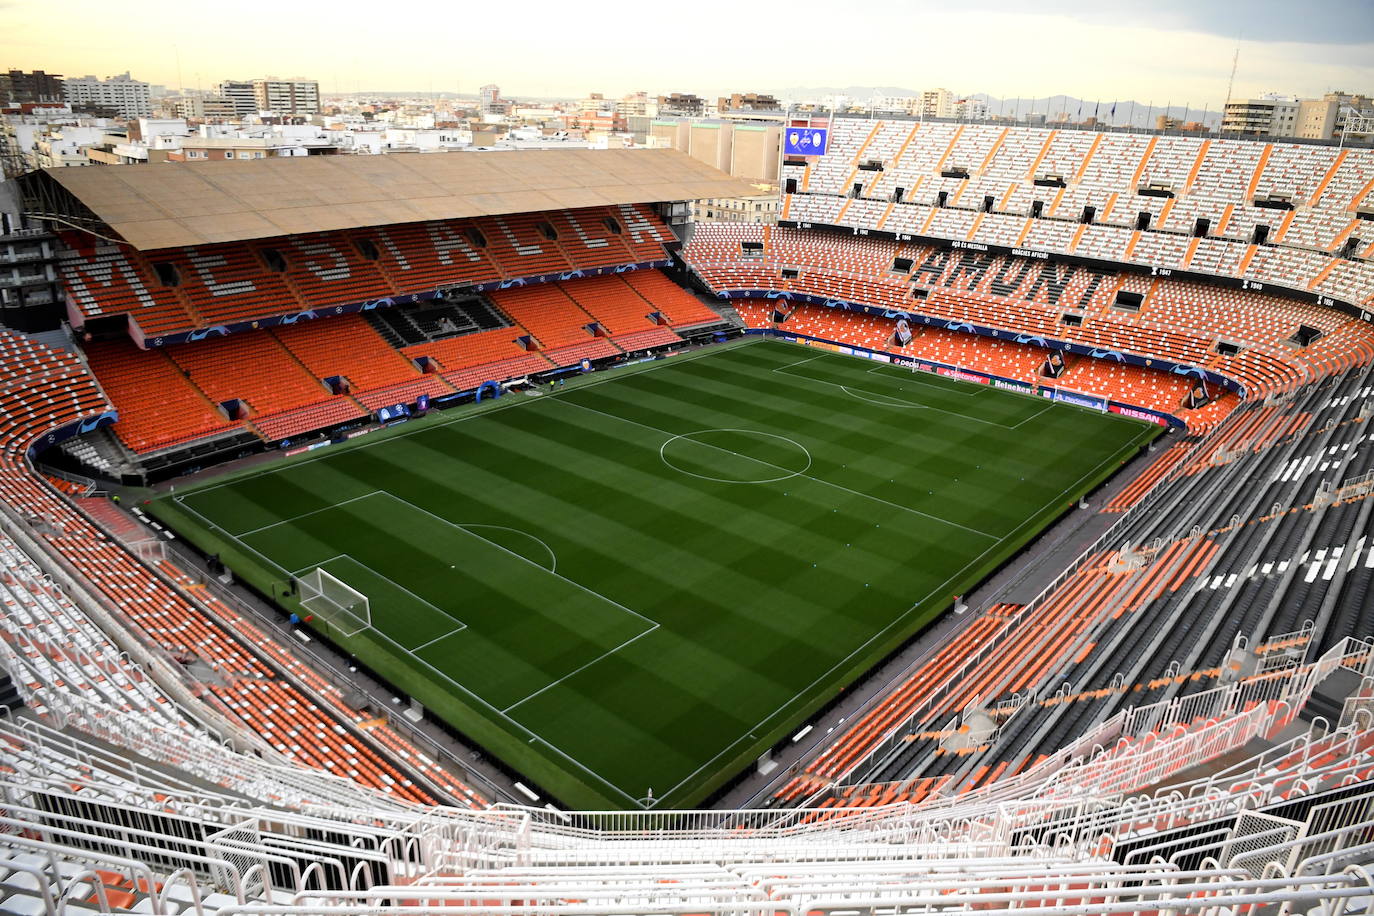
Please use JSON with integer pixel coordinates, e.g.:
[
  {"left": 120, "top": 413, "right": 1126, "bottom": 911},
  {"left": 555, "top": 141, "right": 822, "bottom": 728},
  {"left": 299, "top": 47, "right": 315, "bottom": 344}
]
[{"left": 183, "top": 150, "right": 267, "bottom": 160}]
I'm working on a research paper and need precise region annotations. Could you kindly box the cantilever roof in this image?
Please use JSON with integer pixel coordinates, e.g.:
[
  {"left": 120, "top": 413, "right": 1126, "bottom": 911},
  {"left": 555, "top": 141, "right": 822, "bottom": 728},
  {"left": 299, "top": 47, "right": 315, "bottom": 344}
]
[{"left": 43, "top": 148, "right": 759, "bottom": 251}]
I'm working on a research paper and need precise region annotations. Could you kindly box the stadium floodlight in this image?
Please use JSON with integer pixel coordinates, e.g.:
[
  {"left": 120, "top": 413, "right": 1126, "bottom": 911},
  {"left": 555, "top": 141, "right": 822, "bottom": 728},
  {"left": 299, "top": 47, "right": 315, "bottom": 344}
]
[{"left": 296, "top": 567, "right": 371, "bottom": 637}]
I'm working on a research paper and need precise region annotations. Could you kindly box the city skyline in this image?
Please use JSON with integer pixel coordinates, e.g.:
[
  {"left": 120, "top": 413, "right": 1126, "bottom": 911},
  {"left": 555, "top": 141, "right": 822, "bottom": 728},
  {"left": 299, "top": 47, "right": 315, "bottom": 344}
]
[{"left": 5, "top": 0, "right": 1372, "bottom": 105}]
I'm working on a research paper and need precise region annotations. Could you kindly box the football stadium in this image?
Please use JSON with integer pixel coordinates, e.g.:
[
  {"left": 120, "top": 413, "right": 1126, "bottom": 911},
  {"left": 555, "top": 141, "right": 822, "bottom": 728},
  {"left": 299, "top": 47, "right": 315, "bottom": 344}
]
[{"left": 1, "top": 111, "right": 1373, "bottom": 915}]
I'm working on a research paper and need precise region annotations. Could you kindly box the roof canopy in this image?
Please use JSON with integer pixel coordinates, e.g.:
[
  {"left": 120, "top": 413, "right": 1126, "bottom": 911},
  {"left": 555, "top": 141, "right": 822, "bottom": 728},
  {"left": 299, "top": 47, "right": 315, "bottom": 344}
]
[{"left": 42, "top": 148, "right": 758, "bottom": 250}]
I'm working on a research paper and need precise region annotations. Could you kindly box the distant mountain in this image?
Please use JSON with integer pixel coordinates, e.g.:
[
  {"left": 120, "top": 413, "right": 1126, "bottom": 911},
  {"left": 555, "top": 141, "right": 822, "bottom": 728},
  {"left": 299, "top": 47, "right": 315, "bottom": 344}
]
[{"left": 776, "top": 87, "right": 1221, "bottom": 127}]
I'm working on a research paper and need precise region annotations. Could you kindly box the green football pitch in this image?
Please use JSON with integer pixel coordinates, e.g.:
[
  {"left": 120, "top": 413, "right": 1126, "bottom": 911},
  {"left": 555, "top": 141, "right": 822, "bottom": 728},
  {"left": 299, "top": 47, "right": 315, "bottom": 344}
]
[{"left": 149, "top": 338, "right": 1161, "bottom": 809}]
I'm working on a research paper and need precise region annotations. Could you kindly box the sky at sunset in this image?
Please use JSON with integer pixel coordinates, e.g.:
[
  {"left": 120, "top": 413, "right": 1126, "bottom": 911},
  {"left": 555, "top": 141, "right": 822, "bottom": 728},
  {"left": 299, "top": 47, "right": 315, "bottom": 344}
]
[{"left": 5, "top": 0, "right": 1371, "bottom": 104}]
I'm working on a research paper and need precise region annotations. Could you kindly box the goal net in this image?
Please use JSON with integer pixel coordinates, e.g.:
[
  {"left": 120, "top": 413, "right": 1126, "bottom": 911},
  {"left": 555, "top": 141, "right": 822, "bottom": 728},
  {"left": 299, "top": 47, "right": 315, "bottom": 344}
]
[{"left": 296, "top": 567, "right": 370, "bottom": 637}]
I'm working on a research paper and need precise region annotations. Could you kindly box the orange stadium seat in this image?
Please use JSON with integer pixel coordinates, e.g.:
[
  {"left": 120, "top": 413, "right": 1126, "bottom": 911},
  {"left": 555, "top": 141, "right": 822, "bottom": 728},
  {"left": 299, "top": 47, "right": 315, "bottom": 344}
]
[
  {"left": 687, "top": 223, "right": 1374, "bottom": 402},
  {"left": 555, "top": 275, "right": 685, "bottom": 351},
  {"left": 272, "top": 313, "right": 455, "bottom": 405},
  {"left": 620, "top": 269, "right": 723, "bottom": 328},
  {"left": 82, "top": 341, "right": 240, "bottom": 453},
  {"left": 163, "top": 332, "right": 357, "bottom": 422},
  {"left": 490, "top": 284, "right": 621, "bottom": 366},
  {"left": 55, "top": 234, "right": 196, "bottom": 338},
  {"left": 56, "top": 206, "right": 679, "bottom": 343},
  {"left": 154, "top": 243, "right": 297, "bottom": 328},
  {"left": 402, "top": 328, "right": 554, "bottom": 390}
]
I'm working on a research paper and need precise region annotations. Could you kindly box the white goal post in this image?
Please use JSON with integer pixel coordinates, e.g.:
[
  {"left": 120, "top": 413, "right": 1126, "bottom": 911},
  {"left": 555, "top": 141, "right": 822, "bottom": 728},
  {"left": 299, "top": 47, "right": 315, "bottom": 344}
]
[{"left": 296, "top": 567, "right": 371, "bottom": 637}]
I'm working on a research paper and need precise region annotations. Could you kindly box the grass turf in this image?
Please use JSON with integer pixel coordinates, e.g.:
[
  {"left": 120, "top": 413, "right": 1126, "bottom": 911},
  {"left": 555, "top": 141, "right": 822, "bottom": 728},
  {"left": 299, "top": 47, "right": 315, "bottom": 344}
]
[{"left": 149, "top": 338, "right": 1161, "bottom": 809}]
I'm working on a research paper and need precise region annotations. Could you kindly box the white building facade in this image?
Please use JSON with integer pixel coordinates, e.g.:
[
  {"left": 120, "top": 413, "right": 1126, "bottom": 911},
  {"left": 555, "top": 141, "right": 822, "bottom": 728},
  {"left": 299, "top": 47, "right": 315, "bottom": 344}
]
[{"left": 63, "top": 73, "right": 151, "bottom": 118}]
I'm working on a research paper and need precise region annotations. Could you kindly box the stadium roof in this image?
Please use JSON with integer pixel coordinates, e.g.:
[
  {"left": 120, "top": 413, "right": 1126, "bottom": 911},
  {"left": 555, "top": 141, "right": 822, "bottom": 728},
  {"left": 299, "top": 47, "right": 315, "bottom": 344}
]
[{"left": 39, "top": 148, "right": 759, "bottom": 250}]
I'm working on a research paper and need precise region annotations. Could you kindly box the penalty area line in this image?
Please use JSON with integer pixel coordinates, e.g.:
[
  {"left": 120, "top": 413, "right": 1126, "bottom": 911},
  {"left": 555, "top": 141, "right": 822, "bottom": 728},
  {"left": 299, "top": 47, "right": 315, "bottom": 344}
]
[{"left": 499, "top": 623, "right": 660, "bottom": 715}]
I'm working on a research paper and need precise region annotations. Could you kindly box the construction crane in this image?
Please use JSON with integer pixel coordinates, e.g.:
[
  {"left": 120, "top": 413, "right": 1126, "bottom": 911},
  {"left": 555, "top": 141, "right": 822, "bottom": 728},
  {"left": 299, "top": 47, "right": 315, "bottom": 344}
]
[{"left": 1220, "top": 39, "right": 1240, "bottom": 134}]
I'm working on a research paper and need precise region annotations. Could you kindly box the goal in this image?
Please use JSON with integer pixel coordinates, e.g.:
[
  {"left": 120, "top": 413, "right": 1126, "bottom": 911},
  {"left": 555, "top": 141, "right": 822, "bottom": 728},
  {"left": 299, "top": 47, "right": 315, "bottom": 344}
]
[{"left": 296, "top": 567, "right": 371, "bottom": 637}]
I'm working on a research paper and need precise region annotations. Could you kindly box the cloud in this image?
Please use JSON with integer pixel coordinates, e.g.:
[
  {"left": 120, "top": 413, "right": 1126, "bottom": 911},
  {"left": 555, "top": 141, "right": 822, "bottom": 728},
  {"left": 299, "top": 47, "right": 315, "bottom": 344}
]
[
  {"left": 3, "top": 0, "right": 1370, "bottom": 99},
  {"left": 956, "top": 0, "right": 1374, "bottom": 44}
]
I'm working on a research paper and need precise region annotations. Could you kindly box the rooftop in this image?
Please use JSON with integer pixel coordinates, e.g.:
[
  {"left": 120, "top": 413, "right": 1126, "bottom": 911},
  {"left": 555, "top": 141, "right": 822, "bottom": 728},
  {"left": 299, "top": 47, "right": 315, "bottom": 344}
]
[{"left": 37, "top": 147, "right": 755, "bottom": 250}]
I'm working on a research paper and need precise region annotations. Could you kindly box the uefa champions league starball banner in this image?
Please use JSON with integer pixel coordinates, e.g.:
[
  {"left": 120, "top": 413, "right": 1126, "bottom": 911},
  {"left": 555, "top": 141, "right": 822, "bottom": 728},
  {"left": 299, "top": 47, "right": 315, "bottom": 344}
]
[{"left": 784, "top": 127, "right": 828, "bottom": 156}]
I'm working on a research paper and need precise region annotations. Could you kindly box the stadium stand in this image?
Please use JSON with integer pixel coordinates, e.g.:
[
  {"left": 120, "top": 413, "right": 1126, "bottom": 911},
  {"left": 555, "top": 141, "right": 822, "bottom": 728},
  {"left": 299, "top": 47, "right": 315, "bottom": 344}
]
[
  {"left": 0, "top": 633, "right": 1369, "bottom": 914},
  {"left": 401, "top": 327, "right": 554, "bottom": 390},
  {"left": 686, "top": 223, "right": 1374, "bottom": 408},
  {"left": 79, "top": 339, "right": 254, "bottom": 453},
  {"left": 271, "top": 314, "right": 456, "bottom": 408},
  {"left": 781, "top": 118, "right": 1374, "bottom": 306},
  {"left": 775, "top": 359, "right": 1374, "bottom": 803},
  {"left": 0, "top": 330, "right": 488, "bottom": 813},
  {"left": 556, "top": 275, "right": 685, "bottom": 351},
  {"left": 53, "top": 204, "right": 679, "bottom": 342},
  {"left": 4, "top": 144, "right": 1373, "bottom": 913},
  {"left": 80, "top": 267, "right": 708, "bottom": 454},
  {"left": 621, "top": 267, "right": 728, "bottom": 328},
  {"left": 155, "top": 241, "right": 299, "bottom": 329},
  {"left": 53, "top": 235, "right": 195, "bottom": 338},
  {"left": 163, "top": 332, "right": 355, "bottom": 420}
]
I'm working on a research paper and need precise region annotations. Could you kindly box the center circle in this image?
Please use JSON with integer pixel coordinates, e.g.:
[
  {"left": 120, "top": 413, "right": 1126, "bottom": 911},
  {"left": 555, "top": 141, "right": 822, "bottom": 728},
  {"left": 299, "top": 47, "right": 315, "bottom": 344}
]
[{"left": 659, "top": 428, "right": 812, "bottom": 484}]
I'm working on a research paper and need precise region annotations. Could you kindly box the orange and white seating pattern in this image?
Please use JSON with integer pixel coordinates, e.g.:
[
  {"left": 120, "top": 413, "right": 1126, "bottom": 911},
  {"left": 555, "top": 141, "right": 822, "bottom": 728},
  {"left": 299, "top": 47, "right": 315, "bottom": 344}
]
[
  {"left": 782, "top": 118, "right": 1374, "bottom": 305},
  {"left": 686, "top": 223, "right": 1374, "bottom": 398},
  {"left": 55, "top": 204, "right": 678, "bottom": 340}
]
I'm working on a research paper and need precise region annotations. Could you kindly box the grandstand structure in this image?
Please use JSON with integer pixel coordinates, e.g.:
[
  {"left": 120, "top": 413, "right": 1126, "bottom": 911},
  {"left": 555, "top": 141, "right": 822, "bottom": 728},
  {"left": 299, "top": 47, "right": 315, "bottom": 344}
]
[
  {"left": 17, "top": 151, "right": 733, "bottom": 471},
  {"left": 686, "top": 118, "right": 1374, "bottom": 434},
  {"left": 0, "top": 131, "right": 1369, "bottom": 914}
]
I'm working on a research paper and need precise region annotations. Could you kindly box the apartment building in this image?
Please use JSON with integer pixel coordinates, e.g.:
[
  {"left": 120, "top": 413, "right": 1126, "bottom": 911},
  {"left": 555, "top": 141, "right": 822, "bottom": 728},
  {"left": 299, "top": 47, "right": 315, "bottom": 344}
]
[
  {"left": 0, "top": 184, "right": 60, "bottom": 330},
  {"left": 218, "top": 81, "right": 257, "bottom": 116},
  {"left": 1296, "top": 91, "right": 1374, "bottom": 141},
  {"left": 694, "top": 188, "right": 780, "bottom": 224},
  {"left": 251, "top": 79, "right": 320, "bottom": 115},
  {"left": 3, "top": 70, "right": 65, "bottom": 106},
  {"left": 167, "top": 136, "right": 333, "bottom": 161},
  {"left": 658, "top": 93, "right": 706, "bottom": 116},
  {"left": 1221, "top": 95, "right": 1298, "bottom": 137},
  {"left": 63, "top": 73, "right": 152, "bottom": 119}
]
